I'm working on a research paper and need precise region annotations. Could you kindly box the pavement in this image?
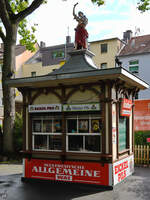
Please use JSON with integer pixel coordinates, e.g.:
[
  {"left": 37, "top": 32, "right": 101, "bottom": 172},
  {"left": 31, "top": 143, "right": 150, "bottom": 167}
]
[
  {"left": 0, "top": 165, "right": 150, "bottom": 200},
  {"left": 0, "top": 164, "right": 22, "bottom": 176}
]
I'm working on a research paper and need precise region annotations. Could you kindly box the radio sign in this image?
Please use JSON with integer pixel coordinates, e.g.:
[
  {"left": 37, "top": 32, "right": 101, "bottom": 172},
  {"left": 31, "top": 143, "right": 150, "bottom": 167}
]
[
  {"left": 120, "top": 98, "right": 132, "bottom": 117},
  {"left": 24, "top": 159, "right": 111, "bottom": 186},
  {"left": 29, "top": 104, "right": 62, "bottom": 113}
]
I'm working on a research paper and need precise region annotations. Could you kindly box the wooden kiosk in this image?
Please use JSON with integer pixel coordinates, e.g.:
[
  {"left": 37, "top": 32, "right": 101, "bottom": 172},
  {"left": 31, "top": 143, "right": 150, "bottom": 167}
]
[{"left": 7, "top": 49, "right": 149, "bottom": 188}]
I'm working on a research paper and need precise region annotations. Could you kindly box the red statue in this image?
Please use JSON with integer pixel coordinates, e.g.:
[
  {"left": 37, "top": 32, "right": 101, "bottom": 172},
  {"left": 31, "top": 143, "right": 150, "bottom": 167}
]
[{"left": 73, "top": 3, "right": 88, "bottom": 50}]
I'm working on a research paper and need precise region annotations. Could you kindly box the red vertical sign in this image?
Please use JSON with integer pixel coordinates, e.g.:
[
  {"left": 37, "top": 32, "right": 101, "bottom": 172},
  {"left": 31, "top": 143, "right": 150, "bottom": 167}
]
[{"left": 120, "top": 98, "right": 132, "bottom": 117}]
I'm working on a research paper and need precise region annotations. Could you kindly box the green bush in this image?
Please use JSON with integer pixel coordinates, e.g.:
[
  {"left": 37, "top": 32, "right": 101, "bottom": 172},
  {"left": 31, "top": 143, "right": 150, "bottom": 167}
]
[
  {"left": 13, "top": 112, "right": 23, "bottom": 152},
  {"left": 134, "top": 131, "right": 150, "bottom": 146}
]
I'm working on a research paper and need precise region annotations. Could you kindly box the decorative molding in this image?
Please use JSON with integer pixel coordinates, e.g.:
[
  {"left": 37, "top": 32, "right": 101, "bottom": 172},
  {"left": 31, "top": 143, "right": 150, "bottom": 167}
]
[
  {"left": 65, "top": 84, "right": 102, "bottom": 102},
  {"left": 31, "top": 88, "right": 62, "bottom": 104}
]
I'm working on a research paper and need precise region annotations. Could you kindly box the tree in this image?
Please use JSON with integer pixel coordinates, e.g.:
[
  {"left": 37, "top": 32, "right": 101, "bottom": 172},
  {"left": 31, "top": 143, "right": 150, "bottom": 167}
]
[
  {"left": 0, "top": 0, "right": 45, "bottom": 153},
  {"left": 0, "top": 0, "right": 104, "bottom": 154},
  {"left": 137, "top": 0, "right": 150, "bottom": 12},
  {"left": 91, "top": 0, "right": 150, "bottom": 12}
]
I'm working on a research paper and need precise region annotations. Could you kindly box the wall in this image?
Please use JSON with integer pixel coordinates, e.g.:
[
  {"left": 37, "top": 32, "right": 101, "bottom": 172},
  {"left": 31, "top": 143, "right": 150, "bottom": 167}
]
[
  {"left": 119, "top": 53, "right": 150, "bottom": 99},
  {"left": 15, "top": 48, "right": 38, "bottom": 78},
  {"left": 89, "top": 39, "right": 121, "bottom": 68},
  {"left": 22, "top": 62, "right": 62, "bottom": 77}
]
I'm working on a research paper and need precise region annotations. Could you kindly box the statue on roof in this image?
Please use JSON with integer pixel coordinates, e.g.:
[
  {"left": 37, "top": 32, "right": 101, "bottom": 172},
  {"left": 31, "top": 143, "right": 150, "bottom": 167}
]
[{"left": 73, "top": 3, "right": 88, "bottom": 50}]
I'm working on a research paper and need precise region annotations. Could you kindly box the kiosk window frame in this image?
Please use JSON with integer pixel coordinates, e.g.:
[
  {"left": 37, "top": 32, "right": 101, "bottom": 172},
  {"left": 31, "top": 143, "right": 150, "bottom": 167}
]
[
  {"left": 32, "top": 115, "right": 62, "bottom": 152},
  {"left": 66, "top": 114, "right": 102, "bottom": 153}
]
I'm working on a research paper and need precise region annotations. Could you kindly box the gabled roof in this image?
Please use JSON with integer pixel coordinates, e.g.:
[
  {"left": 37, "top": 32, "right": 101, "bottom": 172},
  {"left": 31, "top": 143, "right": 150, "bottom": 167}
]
[
  {"left": 6, "top": 49, "right": 149, "bottom": 90},
  {"left": 25, "top": 50, "right": 42, "bottom": 64},
  {"left": 0, "top": 44, "right": 27, "bottom": 58},
  {"left": 119, "top": 34, "right": 150, "bottom": 56},
  {"left": 41, "top": 43, "right": 74, "bottom": 66},
  {"left": 15, "top": 45, "right": 26, "bottom": 56}
]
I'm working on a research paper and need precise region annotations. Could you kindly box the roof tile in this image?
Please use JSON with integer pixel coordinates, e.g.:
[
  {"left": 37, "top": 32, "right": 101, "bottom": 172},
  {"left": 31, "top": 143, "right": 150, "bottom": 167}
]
[{"left": 119, "top": 34, "right": 150, "bottom": 56}]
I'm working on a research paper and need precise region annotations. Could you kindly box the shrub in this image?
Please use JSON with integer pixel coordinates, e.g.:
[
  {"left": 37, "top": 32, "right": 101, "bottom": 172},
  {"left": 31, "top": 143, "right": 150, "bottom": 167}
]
[{"left": 134, "top": 131, "right": 150, "bottom": 146}]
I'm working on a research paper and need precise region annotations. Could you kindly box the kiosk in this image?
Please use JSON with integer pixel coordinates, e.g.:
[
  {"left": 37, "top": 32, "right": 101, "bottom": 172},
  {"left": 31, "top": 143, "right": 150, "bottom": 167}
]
[{"left": 7, "top": 49, "right": 149, "bottom": 188}]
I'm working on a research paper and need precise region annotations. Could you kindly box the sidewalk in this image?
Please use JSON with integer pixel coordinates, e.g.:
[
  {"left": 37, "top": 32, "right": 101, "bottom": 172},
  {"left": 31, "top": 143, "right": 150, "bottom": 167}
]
[{"left": 0, "top": 164, "right": 22, "bottom": 176}]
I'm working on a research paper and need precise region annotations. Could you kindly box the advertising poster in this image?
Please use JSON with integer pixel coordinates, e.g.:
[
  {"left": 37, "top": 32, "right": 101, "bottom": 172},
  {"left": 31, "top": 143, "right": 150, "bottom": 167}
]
[
  {"left": 29, "top": 104, "right": 62, "bottom": 113},
  {"left": 113, "top": 155, "right": 134, "bottom": 185},
  {"left": 63, "top": 103, "right": 100, "bottom": 112},
  {"left": 24, "top": 159, "right": 112, "bottom": 186},
  {"left": 120, "top": 98, "right": 132, "bottom": 117},
  {"left": 134, "top": 100, "right": 150, "bottom": 131}
]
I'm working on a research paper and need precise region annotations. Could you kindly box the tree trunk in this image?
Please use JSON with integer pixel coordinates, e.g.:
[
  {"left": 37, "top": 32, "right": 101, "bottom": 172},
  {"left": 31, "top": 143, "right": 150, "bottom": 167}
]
[{"left": 2, "top": 24, "right": 18, "bottom": 153}]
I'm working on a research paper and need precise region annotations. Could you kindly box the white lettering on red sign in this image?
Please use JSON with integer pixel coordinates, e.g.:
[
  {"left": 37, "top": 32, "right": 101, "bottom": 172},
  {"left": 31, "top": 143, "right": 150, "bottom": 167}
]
[
  {"left": 24, "top": 159, "right": 110, "bottom": 186},
  {"left": 32, "top": 166, "right": 100, "bottom": 178},
  {"left": 120, "top": 99, "right": 132, "bottom": 117}
]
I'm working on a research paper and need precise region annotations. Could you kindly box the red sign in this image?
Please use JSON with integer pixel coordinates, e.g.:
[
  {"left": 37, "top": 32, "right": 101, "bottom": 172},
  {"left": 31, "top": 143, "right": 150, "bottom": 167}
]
[
  {"left": 120, "top": 98, "right": 132, "bottom": 117},
  {"left": 134, "top": 100, "right": 150, "bottom": 131},
  {"left": 147, "top": 138, "right": 150, "bottom": 143},
  {"left": 24, "top": 159, "right": 110, "bottom": 186}
]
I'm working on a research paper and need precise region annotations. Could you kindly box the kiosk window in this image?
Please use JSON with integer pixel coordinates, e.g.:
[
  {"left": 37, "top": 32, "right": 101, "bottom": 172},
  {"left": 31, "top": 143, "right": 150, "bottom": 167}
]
[
  {"left": 66, "top": 115, "right": 102, "bottom": 153},
  {"left": 32, "top": 116, "right": 62, "bottom": 151},
  {"left": 119, "top": 116, "right": 127, "bottom": 152}
]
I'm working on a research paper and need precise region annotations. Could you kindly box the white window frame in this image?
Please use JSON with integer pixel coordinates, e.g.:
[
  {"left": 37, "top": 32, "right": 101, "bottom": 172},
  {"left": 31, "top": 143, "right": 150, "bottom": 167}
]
[
  {"left": 66, "top": 114, "right": 102, "bottom": 153},
  {"left": 129, "top": 60, "right": 139, "bottom": 74},
  {"left": 32, "top": 116, "right": 62, "bottom": 152}
]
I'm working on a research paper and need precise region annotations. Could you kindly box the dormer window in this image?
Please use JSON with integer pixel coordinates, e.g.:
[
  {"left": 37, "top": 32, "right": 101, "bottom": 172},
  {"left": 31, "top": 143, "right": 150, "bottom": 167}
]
[{"left": 52, "top": 51, "right": 65, "bottom": 59}]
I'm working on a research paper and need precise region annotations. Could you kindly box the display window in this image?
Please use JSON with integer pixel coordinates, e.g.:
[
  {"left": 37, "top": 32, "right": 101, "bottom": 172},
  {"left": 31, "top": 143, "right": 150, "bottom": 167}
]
[
  {"left": 118, "top": 116, "right": 127, "bottom": 152},
  {"left": 66, "top": 115, "right": 102, "bottom": 153},
  {"left": 32, "top": 116, "right": 62, "bottom": 151}
]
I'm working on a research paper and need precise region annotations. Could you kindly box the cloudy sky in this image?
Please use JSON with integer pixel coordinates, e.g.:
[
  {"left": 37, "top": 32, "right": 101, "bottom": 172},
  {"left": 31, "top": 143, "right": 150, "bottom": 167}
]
[{"left": 28, "top": 0, "right": 150, "bottom": 46}]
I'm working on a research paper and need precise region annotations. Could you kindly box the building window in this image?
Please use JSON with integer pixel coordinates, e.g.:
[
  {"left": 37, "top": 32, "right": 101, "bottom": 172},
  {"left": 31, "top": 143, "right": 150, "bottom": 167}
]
[
  {"left": 31, "top": 71, "right": 36, "bottom": 77},
  {"left": 66, "top": 115, "right": 102, "bottom": 153},
  {"left": 52, "top": 51, "right": 65, "bottom": 59},
  {"left": 129, "top": 60, "right": 139, "bottom": 74},
  {"left": 101, "top": 43, "right": 107, "bottom": 53},
  {"left": 135, "top": 92, "right": 139, "bottom": 100},
  {"left": 32, "top": 116, "right": 62, "bottom": 151},
  {"left": 101, "top": 63, "right": 107, "bottom": 69}
]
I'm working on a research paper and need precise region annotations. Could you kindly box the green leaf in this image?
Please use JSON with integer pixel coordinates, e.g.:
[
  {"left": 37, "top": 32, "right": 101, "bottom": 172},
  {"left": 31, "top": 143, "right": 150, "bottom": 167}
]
[
  {"left": 138, "top": 0, "right": 150, "bottom": 12},
  {"left": 91, "top": 0, "right": 105, "bottom": 6}
]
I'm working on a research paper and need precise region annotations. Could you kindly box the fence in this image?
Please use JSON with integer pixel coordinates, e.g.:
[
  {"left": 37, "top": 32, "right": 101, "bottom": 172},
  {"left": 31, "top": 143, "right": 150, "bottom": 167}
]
[{"left": 134, "top": 145, "right": 150, "bottom": 165}]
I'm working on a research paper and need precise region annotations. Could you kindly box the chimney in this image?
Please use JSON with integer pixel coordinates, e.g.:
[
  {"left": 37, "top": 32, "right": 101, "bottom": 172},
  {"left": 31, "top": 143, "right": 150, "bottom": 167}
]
[
  {"left": 66, "top": 36, "right": 71, "bottom": 44},
  {"left": 123, "top": 30, "right": 133, "bottom": 43},
  {"left": 40, "top": 41, "right": 46, "bottom": 48}
]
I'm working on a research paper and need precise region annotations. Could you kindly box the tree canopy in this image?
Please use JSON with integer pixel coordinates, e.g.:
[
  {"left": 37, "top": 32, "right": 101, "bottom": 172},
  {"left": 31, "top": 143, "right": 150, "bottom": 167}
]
[{"left": 91, "top": 0, "right": 150, "bottom": 12}]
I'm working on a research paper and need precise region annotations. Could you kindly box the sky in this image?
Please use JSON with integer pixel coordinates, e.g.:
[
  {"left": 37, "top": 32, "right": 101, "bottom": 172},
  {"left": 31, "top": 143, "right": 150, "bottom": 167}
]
[{"left": 27, "top": 0, "right": 150, "bottom": 47}]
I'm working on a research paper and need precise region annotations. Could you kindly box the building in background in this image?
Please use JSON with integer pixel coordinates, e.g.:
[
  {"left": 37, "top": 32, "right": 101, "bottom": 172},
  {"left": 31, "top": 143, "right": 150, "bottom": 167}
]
[
  {"left": 89, "top": 38, "right": 125, "bottom": 69},
  {"left": 0, "top": 43, "right": 38, "bottom": 124},
  {"left": 22, "top": 37, "right": 74, "bottom": 77},
  {"left": 118, "top": 32, "right": 150, "bottom": 99},
  {"left": 23, "top": 36, "right": 126, "bottom": 78}
]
